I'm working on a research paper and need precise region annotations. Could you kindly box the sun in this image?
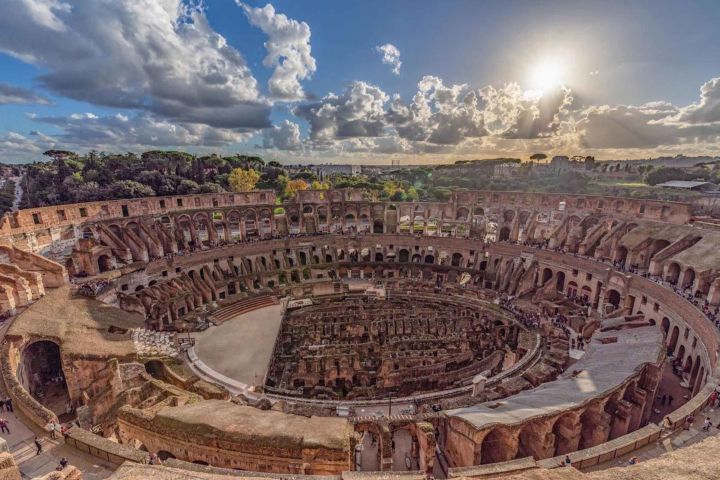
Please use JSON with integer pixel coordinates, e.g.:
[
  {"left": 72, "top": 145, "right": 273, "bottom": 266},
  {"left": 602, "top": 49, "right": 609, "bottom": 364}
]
[{"left": 528, "top": 57, "right": 567, "bottom": 92}]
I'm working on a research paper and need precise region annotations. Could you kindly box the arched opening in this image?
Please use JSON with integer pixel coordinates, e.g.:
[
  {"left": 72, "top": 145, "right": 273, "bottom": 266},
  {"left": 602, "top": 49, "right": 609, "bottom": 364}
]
[
  {"left": 157, "top": 450, "right": 176, "bottom": 461},
  {"left": 541, "top": 268, "right": 553, "bottom": 285},
  {"left": 480, "top": 428, "right": 516, "bottom": 464},
  {"left": 690, "top": 355, "right": 701, "bottom": 387},
  {"left": 456, "top": 207, "right": 470, "bottom": 221},
  {"left": 21, "top": 341, "right": 72, "bottom": 419},
  {"left": 498, "top": 227, "right": 511, "bottom": 242},
  {"left": 373, "top": 220, "right": 384, "bottom": 234},
  {"left": 681, "top": 268, "right": 695, "bottom": 290},
  {"left": 451, "top": 253, "right": 463, "bottom": 267},
  {"left": 399, "top": 249, "right": 409, "bottom": 263},
  {"left": 665, "top": 262, "right": 681, "bottom": 285},
  {"left": 553, "top": 414, "right": 580, "bottom": 456},
  {"left": 144, "top": 360, "right": 165, "bottom": 380},
  {"left": 555, "top": 271, "right": 566, "bottom": 292},
  {"left": 98, "top": 254, "right": 113, "bottom": 273},
  {"left": 606, "top": 289, "right": 621, "bottom": 308},
  {"left": 411, "top": 254, "right": 422, "bottom": 263},
  {"left": 126, "top": 438, "right": 148, "bottom": 452},
  {"left": 668, "top": 325, "right": 680, "bottom": 353},
  {"left": 661, "top": 317, "right": 670, "bottom": 336},
  {"left": 677, "top": 345, "right": 686, "bottom": 362},
  {"left": 615, "top": 246, "right": 628, "bottom": 266},
  {"left": 375, "top": 252, "right": 384, "bottom": 262},
  {"left": 424, "top": 255, "right": 435, "bottom": 264}
]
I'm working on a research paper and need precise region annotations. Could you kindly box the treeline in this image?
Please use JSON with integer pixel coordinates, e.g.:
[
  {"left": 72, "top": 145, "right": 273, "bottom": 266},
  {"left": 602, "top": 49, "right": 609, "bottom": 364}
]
[
  {"left": 23, "top": 150, "right": 290, "bottom": 207},
  {"left": 0, "top": 180, "right": 16, "bottom": 216}
]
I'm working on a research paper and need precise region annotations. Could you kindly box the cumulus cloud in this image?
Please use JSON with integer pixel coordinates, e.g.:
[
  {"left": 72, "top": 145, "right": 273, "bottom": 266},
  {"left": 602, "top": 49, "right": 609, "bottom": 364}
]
[
  {"left": 239, "top": 2, "right": 316, "bottom": 100},
  {"left": 0, "top": 83, "right": 50, "bottom": 105},
  {"left": 293, "top": 81, "right": 389, "bottom": 141},
  {"left": 262, "top": 120, "right": 302, "bottom": 150},
  {"left": 0, "top": 0, "right": 269, "bottom": 129},
  {"left": 285, "top": 76, "right": 575, "bottom": 153},
  {"left": 376, "top": 43, "right": 402, "bottom": 75},
  {"left": 664, "top": 77, "right": 720, "bottom": 126}
]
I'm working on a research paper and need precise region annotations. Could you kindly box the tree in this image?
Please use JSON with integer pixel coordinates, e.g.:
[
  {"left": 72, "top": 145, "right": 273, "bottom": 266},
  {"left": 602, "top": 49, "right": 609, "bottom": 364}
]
[
  {"left": 645, "top": 167, "right": 693, "bottom": 186},
  {"left": 284, "top": 179, "right": 308, "bottom": 198},
  {"left": 109, "top": 180, "right": 155, "bottom": 199},
  {"left": 529, "top": 153, "right": 547, "bottom": 162},
  {"left": 228, "top": 168, "right": 260, "bottom": 192},
  {"left": 310, "top": 180, "right": 330, "bottom": 190}
]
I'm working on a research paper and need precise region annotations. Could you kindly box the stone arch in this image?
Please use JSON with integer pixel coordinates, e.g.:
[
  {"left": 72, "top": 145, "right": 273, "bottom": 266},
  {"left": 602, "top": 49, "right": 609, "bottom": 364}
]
[
  {"left": 126, "top": 438, "right": 148, "bottom": 452},
  {"left": 541, "top": 268, "right": 553, "bottom": 285},
  {"left": 665, "top": 262, "right": 681, "bottom": 284},
  {"left": 606, "top": 289, "right": 621, "bottom": 308},
  {"left": 157, "top": 450, "right": 176, "bottom": 461},
  {"left": 451, "top": 253, "right": 463, "bottom": 267},
  {"left": 690, "top": 355, "right": 701, "bottom": 387},
  {"left": 498, "top": 226, "right": 511, "bottom": 242},
  {"left": 424, "top": 255, "right": 435, "bottom": 264},
  {"left": 412, "top": 254, "right": 422, "bottom": 263},
  {"left": 98, "top": 254, "right": 113, "bottom": 273},
  {"left": 373, "top": 219, "right": 384, "bottom": 234},
  {"left": 668, "top": 325, "right": 680, "bottom": 352},
  {"left": 456, "top": 207, "right": 470, "bottom": 221},
  {"left": 661, "top": 317, "right": 670, "bottom": 336},
  {"left": 480, "top": 428, "right": 517, "bottom": 464},
  {"left": 681, "top": 268, "right": 696, "bottom": 290},
  {"left": 375, "top": 252, "right": 384, "bottom": 262},
  {"left": 677, "top": 344, "right": 686, "bottom": 362},
  {"left": 503, "top": 210, "right": 515, "bottom": 223},
  {"left": 615, "top": 246, "right": 628, "bottom": 265},
  {"left": 556, "top": 271, "right": 566, "bottom": 292},
  {"left": 399, "top": 249, "right": 410, "bottom": 263},
  {"left": 683, "top": 355, "right": 693, "bottom": 373},
  {"left": 553, "top": 412, "right": 581, "bottom": 456},
  {"left": 21, "top": 340, "right": 71, "bottom": 416}
]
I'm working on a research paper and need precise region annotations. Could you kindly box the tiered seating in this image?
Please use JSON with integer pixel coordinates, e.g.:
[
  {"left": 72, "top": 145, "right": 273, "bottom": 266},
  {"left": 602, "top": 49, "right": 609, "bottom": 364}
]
[{"left": 209, "top": 295, "right": 278, "bottom": 324}]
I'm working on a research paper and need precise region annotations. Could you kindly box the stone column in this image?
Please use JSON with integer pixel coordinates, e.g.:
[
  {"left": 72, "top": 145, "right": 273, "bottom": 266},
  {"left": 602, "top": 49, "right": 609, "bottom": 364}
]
[{"left": 609, "top": 399, "right": 634, "bottom": 440}]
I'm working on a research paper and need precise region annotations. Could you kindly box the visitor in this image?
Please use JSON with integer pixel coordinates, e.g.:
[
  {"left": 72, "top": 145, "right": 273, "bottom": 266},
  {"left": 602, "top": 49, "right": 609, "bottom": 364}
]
[
  {"left": 5, "top": 398, "right": 11, "bottom": 412},
  {"left": 34, "top": 437, "right": 42, "bottom": 455},
  {"left": 628, "top": 456, "right": 639, "bottom": 465},
  {"left": 562, "top": 455, "right": 571, "bottom": 467},
  {"left": 0, "top": 417, "right": 9, "bottom": 434},
  {"left": 46, "top": 421, "right": 57, "bottom": 439},
  {"left": 57, "top": 457, "right": 68, "bottom": 470},
  {"left": 702, "top": 417, "right": 713, "bottom": 431}
]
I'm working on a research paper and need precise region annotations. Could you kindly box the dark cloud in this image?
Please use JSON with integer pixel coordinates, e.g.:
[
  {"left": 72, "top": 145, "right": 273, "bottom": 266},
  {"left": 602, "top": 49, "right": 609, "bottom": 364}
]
[{"left": 0, "top": 83, "right": 50, "bottom": 105}]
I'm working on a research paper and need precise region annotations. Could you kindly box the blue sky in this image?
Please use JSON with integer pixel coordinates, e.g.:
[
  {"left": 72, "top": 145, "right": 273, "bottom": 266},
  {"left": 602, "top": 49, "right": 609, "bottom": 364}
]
[{"left": 1, "top": 0, "right": 719, "bottom": 164}]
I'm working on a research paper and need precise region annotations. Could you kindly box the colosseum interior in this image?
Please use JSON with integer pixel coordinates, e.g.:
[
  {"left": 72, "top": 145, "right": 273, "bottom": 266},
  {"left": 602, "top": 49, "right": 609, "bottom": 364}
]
[{"left": 1, "top": 188, "right": 720, "bottom": 479}]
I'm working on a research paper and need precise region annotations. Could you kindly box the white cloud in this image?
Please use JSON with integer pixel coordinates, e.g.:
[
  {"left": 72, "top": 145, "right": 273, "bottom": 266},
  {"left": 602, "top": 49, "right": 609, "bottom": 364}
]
[
  {"left": 376, "top": 43, "right": 402, "bottom": 75},
  {"left": 262, "top": 120, "right": 302, "bottom": 150},
  {"left": 239, "top": 2, "right": 316, "bottom": 100},
  {"left": 664, "top": 77, "right": 720, "bottom": 126},
  {"left": 0, "top": 0, "right": 269, "bottom": 129},
  {"left": 293, "top": 81, "right": 389, "bottom": 141}
]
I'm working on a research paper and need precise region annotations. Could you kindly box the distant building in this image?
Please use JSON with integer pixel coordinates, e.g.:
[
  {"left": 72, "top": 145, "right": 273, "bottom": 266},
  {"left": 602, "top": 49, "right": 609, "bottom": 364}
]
[
  {"left": 315, "top": 164, "right": 362, "bottom": 177},
  {"left": 493, "top": 163, "right": 521, "bottom": 178},
  {"left": 656, "top": 180, "right": 717, "bottom": 192}
]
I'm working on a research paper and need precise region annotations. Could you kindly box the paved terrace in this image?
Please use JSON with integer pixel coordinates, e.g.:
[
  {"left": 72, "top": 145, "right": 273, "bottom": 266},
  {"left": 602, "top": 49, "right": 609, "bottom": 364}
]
[{"left": 446, "top": 325, "right": 664, "bottom": 429}]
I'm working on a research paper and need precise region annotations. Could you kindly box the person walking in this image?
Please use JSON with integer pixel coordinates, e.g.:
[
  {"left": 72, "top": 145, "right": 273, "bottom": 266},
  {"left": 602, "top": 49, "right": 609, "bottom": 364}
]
[
  {"left": 5, "top": 398, "right": 12, "bottom": 412},
  {"left": 0, "top": 417, "right": 9, "bottom": 434},
  {"left": 34, "top": 437, "right": 42, "bottom": 455}
]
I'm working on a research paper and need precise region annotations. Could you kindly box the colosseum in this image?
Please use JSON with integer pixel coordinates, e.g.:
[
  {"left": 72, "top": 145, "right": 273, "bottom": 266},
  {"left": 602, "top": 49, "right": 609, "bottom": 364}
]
[{"left": 1, "top": 188, "right": 719, "bottom": 479}]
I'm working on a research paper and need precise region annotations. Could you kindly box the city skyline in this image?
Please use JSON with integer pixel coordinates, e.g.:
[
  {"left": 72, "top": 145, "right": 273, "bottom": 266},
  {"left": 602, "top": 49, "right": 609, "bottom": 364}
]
[{"left": 1, "top": 0, "right": 720, "bottom": 164}]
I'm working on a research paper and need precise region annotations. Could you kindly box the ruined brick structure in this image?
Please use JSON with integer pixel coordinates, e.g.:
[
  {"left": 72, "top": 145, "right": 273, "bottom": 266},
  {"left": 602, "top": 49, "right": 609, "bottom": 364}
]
[{"left": 0, "top": 188, "right": 717, "bottom": 478}]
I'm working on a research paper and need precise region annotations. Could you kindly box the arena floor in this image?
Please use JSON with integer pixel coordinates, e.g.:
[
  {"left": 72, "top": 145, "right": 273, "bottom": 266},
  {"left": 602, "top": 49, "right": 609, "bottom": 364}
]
[{"left": 192, "top": 303, "right": 284, "bottom": 387}]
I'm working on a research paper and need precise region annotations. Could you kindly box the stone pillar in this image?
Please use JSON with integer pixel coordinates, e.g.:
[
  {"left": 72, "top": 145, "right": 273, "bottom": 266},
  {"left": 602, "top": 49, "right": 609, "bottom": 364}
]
[
  {"left": 471, "top": 374, "right": 487, "bottom": 397},
  {"left": 580, "top": 404, "right": 611, "bottom": 448},
  {"left": 553, "top": 416, "right": 581, "bottom": 456},
  {"left": 609, "top": 400, "right": 633, "bottom": 440},
  {"left": 627, "top": 387, "right": 648, "bottom": 432}
]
